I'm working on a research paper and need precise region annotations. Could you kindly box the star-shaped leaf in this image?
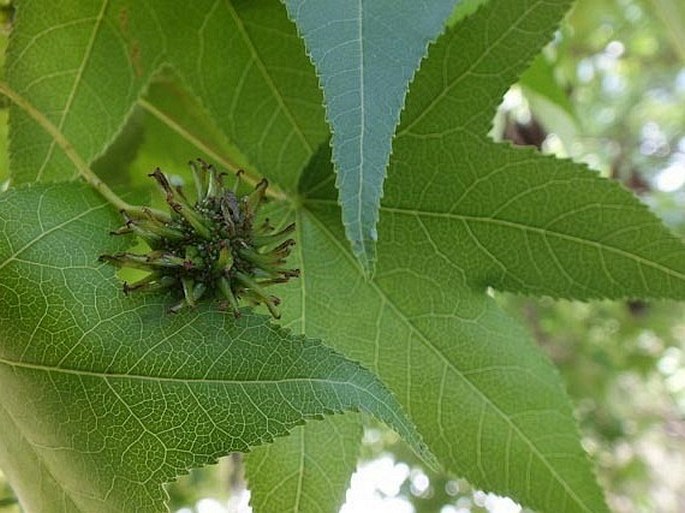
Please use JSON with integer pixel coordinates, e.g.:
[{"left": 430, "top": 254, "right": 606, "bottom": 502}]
[
  {"left": 250, "top": 1, "right": 685, "bottom": 511},
  {"left": 3, "top": 1, "right": 685, "bottom": 513},
  {"left": 0, "top": 184, "right": 426, "bottom": 513}
]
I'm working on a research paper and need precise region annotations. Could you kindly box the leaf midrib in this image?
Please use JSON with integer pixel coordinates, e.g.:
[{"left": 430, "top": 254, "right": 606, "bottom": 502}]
[
  {"left": 388, "top": 205, "right": 685, "bottom": 283},
  {"left": 306, "top": 198, "right": 685, "bottom": 284},
  {"left": 303, "top": 204, "right": 595, "bottom": 513},
  {"left": 34, "top": 0, "right": 110, "bottom": 181},
  {"left": 352, "top": 0, "right": 368, "bottom": 258},
  {"left": 0, "top": 357, "right": 376, "bottom": 389}
]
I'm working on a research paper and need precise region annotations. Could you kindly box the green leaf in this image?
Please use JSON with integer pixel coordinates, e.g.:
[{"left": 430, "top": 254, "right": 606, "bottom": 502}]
[
  {"left": 294, "top": 148, "right": 610, "bottom": 513},
  {"left": 392, "top": 0, "right": 685, "bottom": 301},
  {"left": 519, "top": 54, "right": 576, "bottom": 120},
  {"left": 8, "top": 0, "right": 327, "bottom": 191},
  {"left": 283, "top": 0, "right": 458, "bottom": 272},
  {"left": 5, "top": 2, "right": 685, "bottom": 513},
  {"left": 397, "top": 0, "right": 574, "bottom": 138},
  {"left": 128, "top": 74, "right": 255, "bottom": 193},
  {"left": 7, "top": 0, "right": 164, "bottom": 183},
  {"left": 333, "top": 0, "right": 685, "bottom": 505},
  {"left": 146, "top": 0, "right": 327, "bottom": 191},
  {"left": 246, "top": 415, "right": 361, "bottom": 513},
  {"left": 386, "top": 139, "right": 685, "bottom": 300},
  {"left": 268, "top": 0, "right": 685, "bottom": 508},
  {"left": 0, "top": 183, "right": 426, "bottom": 513},
  {"left": 271, "top": 1, "right": 684, "bottom": 510}
]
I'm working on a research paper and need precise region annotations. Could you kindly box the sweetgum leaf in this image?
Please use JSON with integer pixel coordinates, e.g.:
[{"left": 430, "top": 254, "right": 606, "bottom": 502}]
[
  {"left": 246, "top": 415, "right": 361, "bottom": 513},
  {"left": 0, "top": 184, "right": 426, "bottom": 513},
  {"left": 302, "top": 0, "right": 682, "bottom": 507},
  {"left": 243, "top": 2, "right": 619, "bottom": 508},
  {"left": 293, "top": 146, "right": 610, "bottom": 513},
  {"left": 272, "top": 1, "right": 684, "bottom": 511},
  {"left": 7, "top": 0, "right": 164, "bottom": 183},
  {"left": 386, "top": 138, "right": 685, "bottom": 300},
  {"left": 283, "top": 0, "right": 458, "bottom": 272},
  {"left": 8, "top": 0, "right": 327, "bottom": 191},
  {"left": 144, "top": 0, "right": 328, "bottom": 192}
]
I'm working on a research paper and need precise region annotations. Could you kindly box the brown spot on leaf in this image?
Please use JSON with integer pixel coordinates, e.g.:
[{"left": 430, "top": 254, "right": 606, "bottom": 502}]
[
  {"left": 119, "top": 7, "right": 129, "bottom": 35},
  {"left": 130, "top": 41, "right": 143, "bottom": 78}
]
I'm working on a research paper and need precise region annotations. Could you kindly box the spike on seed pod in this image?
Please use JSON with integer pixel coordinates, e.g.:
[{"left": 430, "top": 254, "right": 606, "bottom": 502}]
[{"left": 100, "top": 161, "right": 298, "bottom": 318}]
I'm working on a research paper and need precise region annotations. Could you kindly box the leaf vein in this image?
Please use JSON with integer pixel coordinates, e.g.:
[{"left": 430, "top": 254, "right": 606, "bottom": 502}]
[{"left": 34, "top": 0, "right": 111, "bottom": 181}]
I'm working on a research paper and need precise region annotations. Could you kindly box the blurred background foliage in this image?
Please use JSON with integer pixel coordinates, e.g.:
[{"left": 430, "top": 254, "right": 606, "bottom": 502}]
[{"left": 0, "top": 0, "right": 683, "bottom": 512}]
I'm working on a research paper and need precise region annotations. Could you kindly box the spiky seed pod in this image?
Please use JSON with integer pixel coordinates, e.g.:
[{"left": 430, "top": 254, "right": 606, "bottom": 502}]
[{"left": 99, "top": 159, "right": 299, "bottom": 318}]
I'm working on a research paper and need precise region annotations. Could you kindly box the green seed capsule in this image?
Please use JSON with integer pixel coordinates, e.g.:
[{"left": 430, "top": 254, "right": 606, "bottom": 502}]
[
  {"left": 189, "top": 159, "right": 207, "bottom": 202},
  {"left": 102, "top": 161, "right": 299, "bottom": 318},
  {"left": 218, "top": 276, "right": 241, "bottom": 317},
  {"left": 123, "top": 274, "right": 176, "bottom": 295}
]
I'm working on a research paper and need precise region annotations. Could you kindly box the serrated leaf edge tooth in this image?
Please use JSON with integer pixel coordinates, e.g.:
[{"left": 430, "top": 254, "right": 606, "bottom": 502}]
[
  {"left": 152, "top": 312, "right": 434, "bottom": 503},
  {"left": 470, "top": 0, "right": 572, "bottom": 138},
  {"left": 469, "top": 142, "right": 685, "bottom": 302}
]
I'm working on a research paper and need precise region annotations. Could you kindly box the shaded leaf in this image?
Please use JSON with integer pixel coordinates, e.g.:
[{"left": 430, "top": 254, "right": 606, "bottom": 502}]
[
  {"left": 7, "top": 0, "right": 164, "bottom": 183},
  {"left": 283, "top": 0, "right": 458, "bottom": 272},
  {"left": 0, "top": 183, "right": 425, "bottom": 513},
  {"left": 519, "top": 54, "right": 576, "bottom": 120},
  {"left": 125, "top": 74, "right": 256, "bottom": 195},
  {"left": 246, "top": 415, "right": 361, "bottom": 513},
  {"left": 146, "top": 0, "right": 327, "bottom": 191},
  {"left": 8, "top": 0, "right": 327, "bottom": 191}
]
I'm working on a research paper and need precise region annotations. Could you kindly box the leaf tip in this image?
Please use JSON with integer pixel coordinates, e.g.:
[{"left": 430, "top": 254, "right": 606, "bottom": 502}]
[{"left": 349, "top": 236, "right": 378, "bottom": 279}]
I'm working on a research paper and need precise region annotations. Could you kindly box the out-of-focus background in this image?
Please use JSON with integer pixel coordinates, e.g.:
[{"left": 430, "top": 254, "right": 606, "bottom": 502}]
[{"left": 1, "top": 0, "right": 683, "bottom": 512}]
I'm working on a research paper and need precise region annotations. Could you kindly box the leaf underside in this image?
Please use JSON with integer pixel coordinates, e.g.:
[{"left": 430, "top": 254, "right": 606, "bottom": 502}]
[
  {"left": 246, "top": 414, "right": 362, "bottom": 513},
  {"left": 3, "top": 1, "right": 685, "bottom": 513},
  {"left": 291, "top": 146, "right": 610, "bottom": 513},
  {"left": 263, "top": 1, "right": 685, "bottom": 512},
  {"left": 7, "top": 0, "right": 327, "bottom": 191},
  {"left": 283, "top": 0, "right": 459, "bottom": 272},
  {"left": 0, "top": 184, "right": 424, "bottom": 513}
]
